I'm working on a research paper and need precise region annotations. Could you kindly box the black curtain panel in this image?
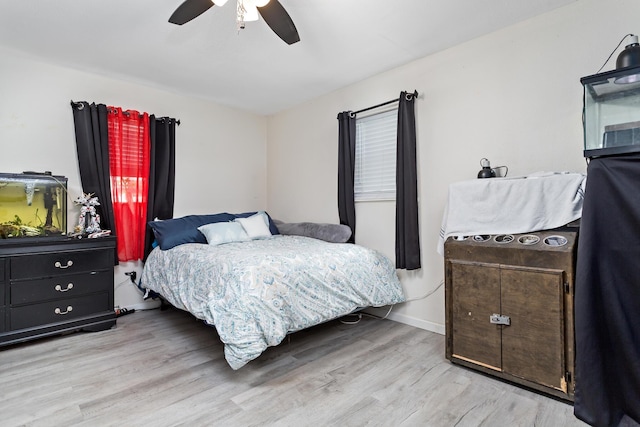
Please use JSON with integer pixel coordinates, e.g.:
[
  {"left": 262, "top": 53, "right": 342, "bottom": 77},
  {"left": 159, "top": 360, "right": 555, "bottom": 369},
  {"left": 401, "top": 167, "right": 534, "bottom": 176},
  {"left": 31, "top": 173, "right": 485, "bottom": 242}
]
[
  {"left": 337, "top": 111, "right": 357, "bottom": 243},
  {"left": 144, "top": 116, "right": 177, "bottom": 260},
  {"left": 70, "top": 101, "right": 117, "bottom": 240},
  {"left": 574, "top": 153, "right": 640, "bottom": 427},
  {"left": 395, "top": 91, "right": 421, "bottom": 270}
]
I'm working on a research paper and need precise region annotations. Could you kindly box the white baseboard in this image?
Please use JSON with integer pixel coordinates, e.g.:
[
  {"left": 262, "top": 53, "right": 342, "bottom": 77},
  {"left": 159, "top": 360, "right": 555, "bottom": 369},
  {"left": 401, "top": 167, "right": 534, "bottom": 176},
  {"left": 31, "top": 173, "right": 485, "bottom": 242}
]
[
  {"left": 118, "top": 299, "right": 161, "bottom": 311},
  {"left": 117, "top": 301, "right": 444, "bottom": 332},
  {"left": 385, "top": 311, "right": 445, "bottom": 335},
  {"left": 362, "top": 306, "right": 444, "bottom": 335}
]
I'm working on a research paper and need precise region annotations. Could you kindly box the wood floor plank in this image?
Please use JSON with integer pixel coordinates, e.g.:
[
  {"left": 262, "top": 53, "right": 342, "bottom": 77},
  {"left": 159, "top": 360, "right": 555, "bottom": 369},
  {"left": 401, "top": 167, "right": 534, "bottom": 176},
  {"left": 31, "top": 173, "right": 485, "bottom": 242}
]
[{"left": 0, "top": 308, "right": 586, "bottom": 426}]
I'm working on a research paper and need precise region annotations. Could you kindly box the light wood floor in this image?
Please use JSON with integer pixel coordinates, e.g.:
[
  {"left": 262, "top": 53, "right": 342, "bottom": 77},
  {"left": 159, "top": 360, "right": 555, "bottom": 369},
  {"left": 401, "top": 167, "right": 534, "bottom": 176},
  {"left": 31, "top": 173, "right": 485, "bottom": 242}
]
[{"left": 0, "top": 308, "right": 586, "bottom": 426}]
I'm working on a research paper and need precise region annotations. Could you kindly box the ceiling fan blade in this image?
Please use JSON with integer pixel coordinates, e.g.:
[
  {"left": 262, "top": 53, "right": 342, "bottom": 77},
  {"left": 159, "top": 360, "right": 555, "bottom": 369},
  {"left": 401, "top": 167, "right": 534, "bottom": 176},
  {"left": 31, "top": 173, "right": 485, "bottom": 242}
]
[
  {"left": 257, "top": 0, "right": 300, "bottom": 45},
  {"left": 169, "top": 0, "right": 214, "bottom": 25}
]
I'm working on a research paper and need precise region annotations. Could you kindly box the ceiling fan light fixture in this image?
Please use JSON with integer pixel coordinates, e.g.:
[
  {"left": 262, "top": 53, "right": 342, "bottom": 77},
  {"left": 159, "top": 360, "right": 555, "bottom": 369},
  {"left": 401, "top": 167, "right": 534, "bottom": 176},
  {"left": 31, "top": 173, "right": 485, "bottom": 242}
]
[
  {"left": 238, "top": 1, "right": 259, "bottom": 23},
  {"left": 242, "top": 0, "right": 264, "bottom": 7},
  {"left": 169, "top": 0, "right": 299, "bottom": 44},
  {"left": 244, "top": 5, "right": 259, "bottom": 21}
]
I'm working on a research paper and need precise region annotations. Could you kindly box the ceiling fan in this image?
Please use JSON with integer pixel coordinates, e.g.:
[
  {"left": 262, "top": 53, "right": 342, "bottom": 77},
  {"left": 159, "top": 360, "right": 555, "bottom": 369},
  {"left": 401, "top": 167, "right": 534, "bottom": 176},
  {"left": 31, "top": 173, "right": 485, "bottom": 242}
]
[{"left": 169, "top": 0, "right": 300, "bottom": 45}]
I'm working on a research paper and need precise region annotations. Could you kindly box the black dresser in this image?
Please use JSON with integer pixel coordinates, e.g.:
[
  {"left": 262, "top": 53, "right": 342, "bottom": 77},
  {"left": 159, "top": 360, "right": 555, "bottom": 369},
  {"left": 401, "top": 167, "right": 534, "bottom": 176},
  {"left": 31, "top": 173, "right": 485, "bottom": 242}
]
[{"left": 0, "top": 236, "right": 116, "bottom": 346}]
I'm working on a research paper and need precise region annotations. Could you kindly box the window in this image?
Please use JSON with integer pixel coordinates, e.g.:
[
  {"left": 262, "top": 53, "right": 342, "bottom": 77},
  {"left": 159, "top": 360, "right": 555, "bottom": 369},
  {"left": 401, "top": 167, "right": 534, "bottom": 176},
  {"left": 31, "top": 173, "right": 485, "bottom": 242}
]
[
  {"left": 109, "top": 119, "right": 149, "bottom": 204},
  {"left": 354, "top": 108, "right": 397, "bottom": 201}
]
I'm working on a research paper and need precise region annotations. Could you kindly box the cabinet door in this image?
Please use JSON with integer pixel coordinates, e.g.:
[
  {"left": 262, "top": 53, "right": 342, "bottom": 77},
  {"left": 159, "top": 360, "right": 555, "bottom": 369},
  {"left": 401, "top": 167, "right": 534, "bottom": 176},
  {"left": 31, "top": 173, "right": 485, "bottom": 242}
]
[
  {"left": 500, "top": 266, "right": 566, "bottom": 392},
  {"left": 450, "top": 261, "right": 502, "bottom": 370}
]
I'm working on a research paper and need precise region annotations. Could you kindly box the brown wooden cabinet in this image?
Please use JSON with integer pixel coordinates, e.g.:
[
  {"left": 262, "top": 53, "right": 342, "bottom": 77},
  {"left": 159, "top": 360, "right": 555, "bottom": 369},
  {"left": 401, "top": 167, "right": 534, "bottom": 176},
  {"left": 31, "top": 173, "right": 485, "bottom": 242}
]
[
  {"left": 444, "top": 230, "right": 577, "bottom": 401},
  {"left": 0, "top": 237, "right": 116, "bottom": 346}
]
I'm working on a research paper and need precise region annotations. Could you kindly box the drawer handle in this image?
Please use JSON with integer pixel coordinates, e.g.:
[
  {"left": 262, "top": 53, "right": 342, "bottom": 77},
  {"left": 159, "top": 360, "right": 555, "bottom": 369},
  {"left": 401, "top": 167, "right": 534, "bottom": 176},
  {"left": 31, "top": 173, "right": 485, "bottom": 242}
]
[
  {"left": 54, "top": 260, "right": 74, "bottom": 269},
  {"left": 54, "top": 306, "right": 73, "bottom": 315},
  {"left": 54, "top": 283, "right": 74, "bottom": 292}
]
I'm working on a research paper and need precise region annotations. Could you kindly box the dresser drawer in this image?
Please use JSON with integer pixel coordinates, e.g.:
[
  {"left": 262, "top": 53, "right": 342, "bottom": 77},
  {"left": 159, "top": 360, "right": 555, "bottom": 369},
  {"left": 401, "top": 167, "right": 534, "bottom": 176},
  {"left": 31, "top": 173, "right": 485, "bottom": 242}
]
[
  {"left": 0, "top": 307, "right": 5, "bottom": 332},
  {"left": 10, "top": 293, "right": 111, "bottom": 330},
  {"left": 1, "top": 258, "right": 5, "bottom": 305},
  {"left": 10, "top": 248, "right": 113, "bottom": 279},
  {"left": 11, "top": 270, "right": 112, "bottom": 305}
]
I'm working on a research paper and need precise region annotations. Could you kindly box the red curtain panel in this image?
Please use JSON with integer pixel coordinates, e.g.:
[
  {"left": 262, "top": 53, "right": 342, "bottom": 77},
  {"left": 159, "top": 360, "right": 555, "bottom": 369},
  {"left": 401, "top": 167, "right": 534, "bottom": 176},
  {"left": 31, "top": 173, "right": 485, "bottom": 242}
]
[{"left": 107, "top": 107, "right": 150, "bottom": 262}]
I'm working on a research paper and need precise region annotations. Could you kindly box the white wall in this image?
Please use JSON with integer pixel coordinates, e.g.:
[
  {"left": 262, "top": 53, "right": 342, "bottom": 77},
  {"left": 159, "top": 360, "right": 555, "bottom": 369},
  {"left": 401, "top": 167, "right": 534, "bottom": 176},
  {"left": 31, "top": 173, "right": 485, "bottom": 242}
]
[
  {"left": 2, "top": 0, "right": 638, "bottom": 327},
  {"left": 0, "top": 47, "right": 268, "bottom": 309},
  {"left": 266, "top": 0, "right": 640, "bottom": 333}
]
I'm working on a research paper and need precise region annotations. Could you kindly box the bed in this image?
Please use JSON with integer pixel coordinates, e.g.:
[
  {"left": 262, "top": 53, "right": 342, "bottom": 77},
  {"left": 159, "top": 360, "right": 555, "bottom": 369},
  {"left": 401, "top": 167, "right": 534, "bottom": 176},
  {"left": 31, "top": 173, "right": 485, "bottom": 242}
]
[{"left": 141, "top": 212, "right": 406, "bottom": 369}]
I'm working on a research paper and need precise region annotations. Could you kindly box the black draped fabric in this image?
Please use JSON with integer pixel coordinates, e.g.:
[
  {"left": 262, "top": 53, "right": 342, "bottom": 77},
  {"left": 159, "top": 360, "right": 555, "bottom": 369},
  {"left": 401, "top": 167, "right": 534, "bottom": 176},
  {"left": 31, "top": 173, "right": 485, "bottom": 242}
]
[
  {"left": 144, "top": 116, "right": 177, "bottom": 260},
  {"left": 395, "top": 91, "right": 421, "bottom": 270},
  {"left": 574, "top": 154, "right": 640, "bottom": 427},
  {"left": 337, "top": 111, "right": 356, "bottom": 243},
  {"left": 71, "top": 101, "right": 118, "bottom": 262}
]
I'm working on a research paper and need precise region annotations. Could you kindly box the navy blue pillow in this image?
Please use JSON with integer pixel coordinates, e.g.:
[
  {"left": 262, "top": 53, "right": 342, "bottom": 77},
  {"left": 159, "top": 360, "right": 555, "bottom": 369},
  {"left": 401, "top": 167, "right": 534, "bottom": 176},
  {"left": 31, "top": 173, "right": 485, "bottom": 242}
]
[
  {"left": 148, "top": 213, "right": 235, "bottom": 250},
  {"left": 233, "top": 211, "right": 280, "bottom": 235}
]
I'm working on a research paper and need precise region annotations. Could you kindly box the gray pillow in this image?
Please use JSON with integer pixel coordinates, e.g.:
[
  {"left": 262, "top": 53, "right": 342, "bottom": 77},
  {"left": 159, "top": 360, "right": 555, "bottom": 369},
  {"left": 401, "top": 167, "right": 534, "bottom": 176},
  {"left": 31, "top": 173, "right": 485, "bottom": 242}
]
[{"left": 274, "top": 221, "right": 352, "bottom": 243}]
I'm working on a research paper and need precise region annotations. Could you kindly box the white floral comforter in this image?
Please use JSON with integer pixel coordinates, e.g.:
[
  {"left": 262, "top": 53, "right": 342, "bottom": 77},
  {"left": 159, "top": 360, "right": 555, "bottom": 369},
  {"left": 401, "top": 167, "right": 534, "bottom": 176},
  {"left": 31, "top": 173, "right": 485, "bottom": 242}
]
[{"left": 141, "top": 235, "right": 405, "bottom": 369}]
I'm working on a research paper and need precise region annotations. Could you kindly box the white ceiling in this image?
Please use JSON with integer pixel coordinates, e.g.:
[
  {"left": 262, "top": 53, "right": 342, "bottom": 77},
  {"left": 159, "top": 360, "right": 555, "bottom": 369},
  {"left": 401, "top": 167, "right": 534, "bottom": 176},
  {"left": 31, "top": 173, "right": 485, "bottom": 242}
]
[{"left": 0, "top": 0, "right": 576, "bottom": 115}]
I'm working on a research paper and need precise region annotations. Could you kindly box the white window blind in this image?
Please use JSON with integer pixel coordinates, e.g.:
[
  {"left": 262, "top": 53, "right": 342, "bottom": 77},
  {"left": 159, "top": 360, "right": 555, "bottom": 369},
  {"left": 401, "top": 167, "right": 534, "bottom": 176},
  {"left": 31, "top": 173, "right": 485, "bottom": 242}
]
[{"left": 355, "top": 109, "right": 397, "bottom": 201}]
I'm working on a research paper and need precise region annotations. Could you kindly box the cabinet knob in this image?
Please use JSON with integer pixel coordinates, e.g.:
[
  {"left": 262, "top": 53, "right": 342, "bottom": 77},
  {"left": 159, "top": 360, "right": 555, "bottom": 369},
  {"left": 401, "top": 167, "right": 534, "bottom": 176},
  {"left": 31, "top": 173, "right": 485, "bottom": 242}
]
[
  {"left": 54, "top": 306, "right": 73, "bottom": 315},
  {"left": 54, "top": 260, "right": 74, "bottom": 269},
  {"left": 54, "top": 283, "right": 74, "bottom": 292}
]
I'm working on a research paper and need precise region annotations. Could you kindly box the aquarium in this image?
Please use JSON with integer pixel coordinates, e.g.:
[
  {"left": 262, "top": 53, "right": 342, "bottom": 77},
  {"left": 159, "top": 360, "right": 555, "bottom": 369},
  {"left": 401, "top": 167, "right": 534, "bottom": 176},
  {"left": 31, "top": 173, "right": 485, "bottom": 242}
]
[
  {"left": 0, "top": 172, "right": 67, "bottom": 240},
  {"left": 582, "top": 65, "right": 640, "bottom": 157}
]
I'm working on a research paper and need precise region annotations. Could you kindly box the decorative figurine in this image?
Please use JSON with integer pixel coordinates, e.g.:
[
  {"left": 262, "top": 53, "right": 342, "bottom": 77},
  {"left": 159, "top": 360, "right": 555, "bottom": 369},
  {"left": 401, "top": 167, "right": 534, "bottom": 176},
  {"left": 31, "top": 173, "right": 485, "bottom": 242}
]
[{"left": 74, "top": 192, "right": 102, "bottom": 234}]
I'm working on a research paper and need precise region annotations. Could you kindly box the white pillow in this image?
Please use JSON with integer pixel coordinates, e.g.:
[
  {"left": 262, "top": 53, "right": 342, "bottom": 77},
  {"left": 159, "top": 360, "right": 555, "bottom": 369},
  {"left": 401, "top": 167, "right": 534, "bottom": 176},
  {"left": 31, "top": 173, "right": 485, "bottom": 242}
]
[
  {"left": 235, "top": 213, "right": 272, "bottom": 239},
  {"left": 198, "top": 222, "right": 250, "bottom": 246}
]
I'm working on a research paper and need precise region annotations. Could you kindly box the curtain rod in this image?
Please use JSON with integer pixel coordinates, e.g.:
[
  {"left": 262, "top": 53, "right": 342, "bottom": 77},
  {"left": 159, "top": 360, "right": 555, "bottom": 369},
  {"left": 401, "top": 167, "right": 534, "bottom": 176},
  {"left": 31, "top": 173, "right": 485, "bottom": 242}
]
[
  {"left": 111, "top": 109, "right": 181, "bottom": 126},
  {"left": 70, "top": 100, "right": 180, "bottom": 125},
  {"left": 155, "top": 116, "right": 181, "bottom": 126},
  {"left": 352, "top": 90, "right": 419, "bottom": 116}
]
